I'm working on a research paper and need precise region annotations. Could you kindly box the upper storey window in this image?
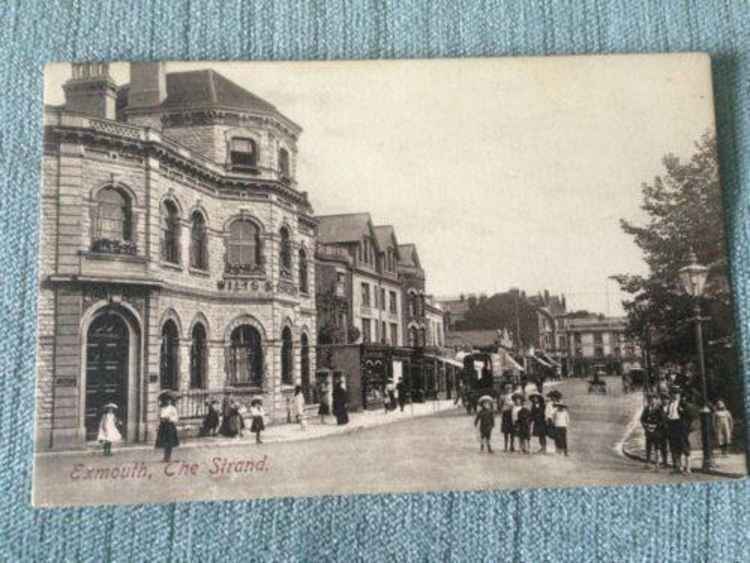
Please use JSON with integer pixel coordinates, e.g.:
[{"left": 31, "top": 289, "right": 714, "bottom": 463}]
[
  {"left": 279, "top": 227, "right": 292, "bottom": 278},
  {"left": 278, "top": 148, "right": 290, "bottom": 179},
  {"left": 92, "top": 187, "right": 135, "bottom": 255},
  {"left": 230, "top": 138, "right": 258, "bottom": 170},
  {"left": 160, "top": 200, "right": 181, "bottom": 265},
  {"left": 190, "top": 211, "right": 208, "bottom": 271},
  {"left": 227, "top": 219, "right": 262, "bottom": 275}
]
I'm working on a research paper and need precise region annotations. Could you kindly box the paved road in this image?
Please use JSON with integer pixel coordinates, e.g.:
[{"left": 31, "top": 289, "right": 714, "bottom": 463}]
[{"left": 34, "top": 377, "right": 720, "bottom": 507}]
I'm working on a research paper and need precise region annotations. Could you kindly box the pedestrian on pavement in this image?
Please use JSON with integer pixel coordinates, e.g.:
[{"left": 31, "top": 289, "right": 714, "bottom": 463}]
[
  {"left": 397, "top": 379, "right": 408, "bottom": 412},
  {"left": 545, "top": 390, "right": 561, "bottom": 452},
  {"left": 293, "top": 385, "right": 307, "bottom": 430},
  {"left": 474, "top": 399, "right": 495, "bottom": 453},
  {"left": 385, "top": 381, "right": 397, "bottom": 413},
  {"left": 499, "top": 385, "right": 515, "bottom": 452},
  {"left": 529, "top": 394, "right": 547, "bottom": 454},
  {"left": 155, "top": 395, "right": 179, "bottom": 463},
  {"left": 511, "top": 393, "right": 530, "bottom": 454},
  {"left": 552, "top": 402, "right": 569, "bottom": 456},
  {"left": 199, "top": 399, "right": 220, "bottom": 437},
  {"left": 249, "top": 398, "right": 266, "bottom": 444},
  {"left": 641, "top": 393, "right": 666, "bottom": 471},
  {"left": 713, "top": 399, "right": 733, "bottom": 457},
  {"left": 97, "top": 403, "right": 122, "bottom": 457},
  {"left": 333, "top": 378, "right": 350, "bottom": 425},
  {"left": 318, "top": 378, "right": 331, "bottom": 424},
  {"left": 665, "top": 386, "right": 691, "bottom": 474},
  {"left": 220, "top": 398, "right": 245, "bottom": 438}
]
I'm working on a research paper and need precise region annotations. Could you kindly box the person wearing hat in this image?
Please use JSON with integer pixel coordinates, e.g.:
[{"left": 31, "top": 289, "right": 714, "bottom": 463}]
[
  {"left": 665, "top": 386, "right": 691, "bottom": 474},
  {"left": 97, "top": 403, "right": 122, "bottom": 457},
  {"left": 512, "top": 394, "right": 531, "bottom": 454},
  {"left": 640, "top": 393, "right": 666, "bottom": 471},
  {"left": 529, "top": 394, "right": 548, "bottom": 454},
  {"left": 474, "top": 397, "right": 496, "bottom": 453},
  {"left": 498, "top": 384, "right": 515, "bottom": 452},
  {"left": 552, "top": 402, "right": 569, "bottom": 456},
  {"left": 713, "top": 399, "right": 734, "bottom": 457},
  {"left": 155, "top": 395, "right": 180, "bottom": 462},
  {"left": 249, "top": 398, "right": 266, "bottom": 444}
]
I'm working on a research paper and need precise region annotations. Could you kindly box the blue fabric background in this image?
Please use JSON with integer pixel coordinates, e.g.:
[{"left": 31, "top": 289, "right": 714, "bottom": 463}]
[{"left": 1, "top": 0, "right": 748, "bottom": 560}]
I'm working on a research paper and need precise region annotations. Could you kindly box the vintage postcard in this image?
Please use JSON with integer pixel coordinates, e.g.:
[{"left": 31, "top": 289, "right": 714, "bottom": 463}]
[{"left": 33, "top": 53, "right": 746, "bottom": 507}]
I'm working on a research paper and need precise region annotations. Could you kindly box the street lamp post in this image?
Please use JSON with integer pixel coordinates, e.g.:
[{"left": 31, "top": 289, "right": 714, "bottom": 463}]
[{"left": 678, "top": 249, "right": 713, "bottom": 471}]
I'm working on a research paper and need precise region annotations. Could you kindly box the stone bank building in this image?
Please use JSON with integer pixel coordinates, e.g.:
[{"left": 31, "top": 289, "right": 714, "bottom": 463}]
[{"left": 37, "top": 62, "right": 317, "bottom": 450}]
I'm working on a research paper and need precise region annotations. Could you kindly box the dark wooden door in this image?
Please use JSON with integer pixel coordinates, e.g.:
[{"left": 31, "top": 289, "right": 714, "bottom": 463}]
[{"left": 86, "top": 312, "right": 129, "bottom": 441}]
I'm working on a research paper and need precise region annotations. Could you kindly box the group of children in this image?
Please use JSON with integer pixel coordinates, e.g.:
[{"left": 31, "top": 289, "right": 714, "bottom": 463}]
[
  {"left": 97, "top": 391, "right": 273, "bottom": 461},
  {"left": 474, "top": 386, "right": 570, "bottom": 456}
]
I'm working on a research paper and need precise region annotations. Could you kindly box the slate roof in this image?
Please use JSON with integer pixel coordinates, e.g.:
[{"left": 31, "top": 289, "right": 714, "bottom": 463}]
[
  {"left": 161, "top": 70, "right": 279, "bottom": 114},
  {"left": 316, "top": 213, "right": 373, "bottom": 245},
  {"left": 398, "top": 243, "right": 420, "bottom": 268},
  {"left": 119, "top": 69, "right": 298, "bottom": 130},
  {"left": 373, "top": 225, "right": 399, "bottom": 258}
]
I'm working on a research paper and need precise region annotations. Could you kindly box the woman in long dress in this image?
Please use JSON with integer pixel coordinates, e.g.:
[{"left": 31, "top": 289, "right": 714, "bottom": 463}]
[
  {"left": 155, "top": 396, "right": 179, "bottom": 462},
  {"left": 318, "top": 379, "right": 331, "bottom": 424},
  {"left": 332, "top": 380, "right": 349, "bottom": 425}
]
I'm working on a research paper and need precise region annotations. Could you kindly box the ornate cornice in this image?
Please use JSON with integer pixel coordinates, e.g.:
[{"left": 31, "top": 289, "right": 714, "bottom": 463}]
[{"left": 47, "top": 116, "right": 313, "bottom": 211}]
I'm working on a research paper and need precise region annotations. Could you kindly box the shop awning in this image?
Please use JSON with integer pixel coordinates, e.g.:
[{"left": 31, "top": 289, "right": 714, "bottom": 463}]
[{"left": 425, "top": 354, "right": 464, "bottom": 369}]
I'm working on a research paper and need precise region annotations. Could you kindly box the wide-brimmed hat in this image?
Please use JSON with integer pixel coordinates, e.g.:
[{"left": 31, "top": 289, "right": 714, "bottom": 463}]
[
  {"left": 511, "top": 393, "right": 525, "bottom": 402},
  {"left": 546, "top": 390, "right": 562, "bottom": 399},
  {"left": 158, "top": 390, "right": 179, "bottom": 403},
  {"left": 477, "top": 395, "right": 494, "bottom": 405},
  {"left": 528, "top": 393, "right": 543, "bottom": 402},
  {"left": 251, "top": 398, "right": 263, "bottom": 406},
  {"left": 103, "top": 403, "right": 118, "bottom": 410}
]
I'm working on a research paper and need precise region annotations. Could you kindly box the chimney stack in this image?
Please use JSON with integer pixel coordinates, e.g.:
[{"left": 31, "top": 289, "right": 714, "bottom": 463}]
[
  {"left": 125, "top": 62, "right": 167, "bottom": 128},
  {"left": 63, "top": 63, "right": 117, "bottom": 120}
]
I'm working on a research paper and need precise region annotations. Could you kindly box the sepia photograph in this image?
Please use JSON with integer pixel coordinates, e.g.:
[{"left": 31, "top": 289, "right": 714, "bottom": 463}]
[{"left": 33, "top": 53, "right": 746, "bottom": 507}]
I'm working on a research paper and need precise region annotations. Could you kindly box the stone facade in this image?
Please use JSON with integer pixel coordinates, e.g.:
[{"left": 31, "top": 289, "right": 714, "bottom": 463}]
[{"left": 36, "top": 63, "right": 317, "bottom": 451}]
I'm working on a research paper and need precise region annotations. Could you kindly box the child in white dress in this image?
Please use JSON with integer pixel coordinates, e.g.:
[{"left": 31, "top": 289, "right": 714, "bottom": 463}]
[{"left": 98, "top": 403, "right": 122, "bottom": 456}]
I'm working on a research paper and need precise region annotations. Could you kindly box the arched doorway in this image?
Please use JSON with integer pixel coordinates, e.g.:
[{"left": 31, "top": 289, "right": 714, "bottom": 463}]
[{"left": 85, "top": 311, "right": 129, "bottom": 441}]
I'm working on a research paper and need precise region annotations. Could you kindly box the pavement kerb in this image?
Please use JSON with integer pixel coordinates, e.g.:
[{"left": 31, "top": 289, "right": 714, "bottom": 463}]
[
  {"left": 36, "top": 401, "right": 460, "bottom": 458},
  {"left": 618, "top": 405, "right": 745, "bottom": 480}
]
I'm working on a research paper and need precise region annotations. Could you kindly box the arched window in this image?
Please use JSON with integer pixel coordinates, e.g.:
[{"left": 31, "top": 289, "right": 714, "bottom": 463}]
[
  {"left": 409, "top": 293, "right": 417, "bottom": 317},
  {"left": 228, "top": 325, "right": 263, "bottom": 386},
  {"left": 418, "top": 327, "right": 426, "bottom": 348},
  {"left": 281, "top": 326, "right": 293, "bottom": 385},
  {"left": 408, "top": 326, "right": 418, "bottom": 348},
  {"left": 230, "top": 137, "right": 258, "bottom": 169},
  {"left": 190, "top": 211, "right": 208, "bottom": 271},
  {"left": 279, "top": 227, "right": 292, "bottom": 277},
  {"left": 190, "top": 323, "right": 207, "bottom": 389},
  {"left": 160, "top": 200, "right": 181, "bottom": 264},
  {"left": 227, "top": 219, "right": 262, "bottom": 274},
  {"left": 160, "top": 320, "right": 179, "bottom": 390},
  {"left": 298, "top": 248, "right": 308, "bottom": 293},
  {"left": 300, "top": 333, "right": 311, "bottom": 402},
  {"left": 279, "top": 147, "right": 290, "bottom": 178},
  {"left": 93, "top": 187, "right": 133, "bottom": 250}
]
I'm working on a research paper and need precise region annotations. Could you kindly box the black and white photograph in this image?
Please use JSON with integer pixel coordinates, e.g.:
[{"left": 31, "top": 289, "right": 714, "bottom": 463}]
[{"left": 33, "top": 53, "right": 746, "bottom": 507}]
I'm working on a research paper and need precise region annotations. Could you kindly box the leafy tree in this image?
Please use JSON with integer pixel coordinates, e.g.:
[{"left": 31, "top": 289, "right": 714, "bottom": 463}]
[
  {"left": 613, "top": 132, "right": 740, "bottom": 419},
  {"left": 456, "top": 290, "right": 539, "bottom": 350}
]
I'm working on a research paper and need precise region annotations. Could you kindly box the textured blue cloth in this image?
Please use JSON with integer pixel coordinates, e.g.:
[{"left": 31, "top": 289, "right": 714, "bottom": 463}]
[{"left": 1, "top": 0, "right": 749, "bottom": 560}]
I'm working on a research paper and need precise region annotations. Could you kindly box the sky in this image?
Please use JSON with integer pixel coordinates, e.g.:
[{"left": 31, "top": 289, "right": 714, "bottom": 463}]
[{"left": 45, "top": 54, "right": 717, "bottom": 316}]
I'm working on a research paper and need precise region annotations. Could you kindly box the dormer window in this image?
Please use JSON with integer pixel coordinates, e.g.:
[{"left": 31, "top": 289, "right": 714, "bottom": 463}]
[
  {"left": 230, "top": 137, "right": 258, "bottom": 169},
  {"left": 278, "top": 147, "right": 290, "bottom": 179}
]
